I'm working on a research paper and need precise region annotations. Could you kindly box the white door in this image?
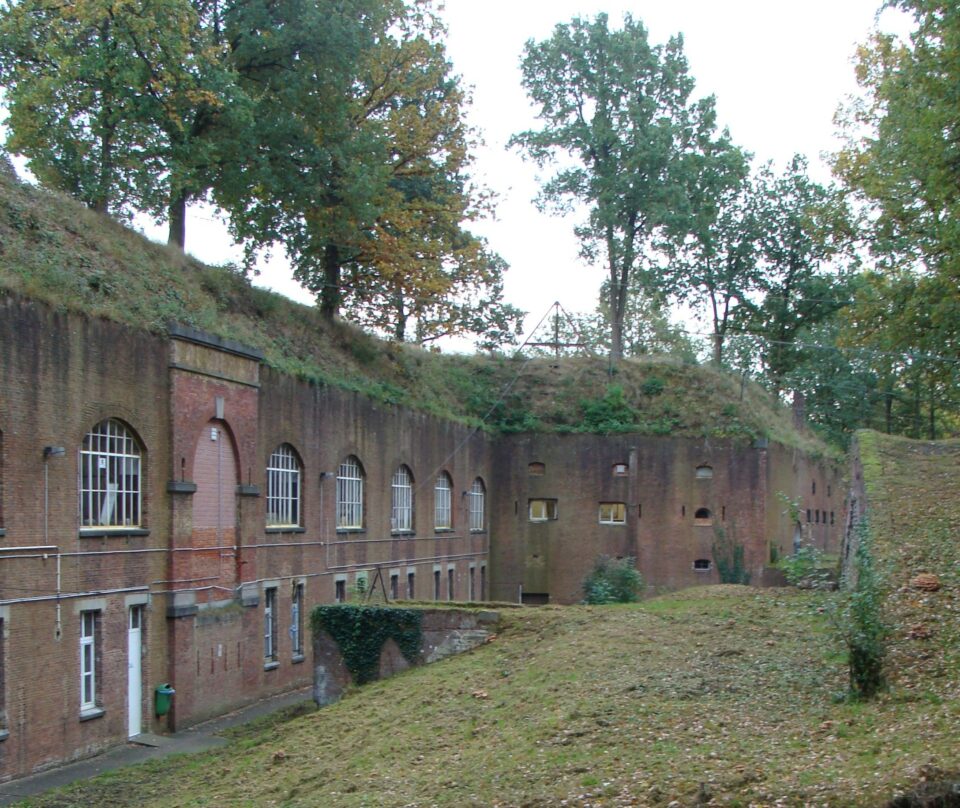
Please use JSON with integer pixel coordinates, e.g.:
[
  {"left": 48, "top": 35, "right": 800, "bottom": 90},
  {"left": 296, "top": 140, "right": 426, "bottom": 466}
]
[{"left": 127, "top": 606, "right": 143, "bottom": 737}]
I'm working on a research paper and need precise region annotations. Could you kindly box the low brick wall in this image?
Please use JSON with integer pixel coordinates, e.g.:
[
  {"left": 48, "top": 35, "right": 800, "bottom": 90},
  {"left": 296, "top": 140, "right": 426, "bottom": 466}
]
[{"left": 313, "top": 607, "right": 499, "bottom": 705}]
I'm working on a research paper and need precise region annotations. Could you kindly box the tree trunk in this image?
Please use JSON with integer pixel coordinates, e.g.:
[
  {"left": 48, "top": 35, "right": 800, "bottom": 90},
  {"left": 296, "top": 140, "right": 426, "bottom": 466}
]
[
  {"left": 320, "top": 243, "right": 341, "bottom": 321},
  {"left": 884, "top": 384, "right": 893, "bottom": 434},
  {"left": 167, "top": 190, "right": 187, "bottom": 250},
  {"left": 929, "top": 384, "right": 936, "bottom": 440}
]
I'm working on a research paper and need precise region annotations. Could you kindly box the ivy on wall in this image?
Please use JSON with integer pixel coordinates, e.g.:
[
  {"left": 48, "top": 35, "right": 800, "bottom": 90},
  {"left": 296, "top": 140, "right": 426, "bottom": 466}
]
[{"left": 311, "top": 605, "right": 423, "bottom": 685}]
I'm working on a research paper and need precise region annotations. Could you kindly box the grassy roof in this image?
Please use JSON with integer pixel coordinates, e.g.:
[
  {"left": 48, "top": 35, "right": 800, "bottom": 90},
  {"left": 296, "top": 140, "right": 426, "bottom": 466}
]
[{"left": 0, "top": 165, "right": 829, "bottom": 453}]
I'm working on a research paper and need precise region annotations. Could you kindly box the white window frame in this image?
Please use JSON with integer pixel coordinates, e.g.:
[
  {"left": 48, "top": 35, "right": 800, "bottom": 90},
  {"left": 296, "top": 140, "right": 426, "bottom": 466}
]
[
  {"left": 80, "top": 419, "right": 142, "bottom": 528},
  {"left": 434, "top": 472, "right": 452, "bottom": 530},
  {"left": 599, "top": 502, "right": 626, "bottom": 524},
  {"left": 264, "top": 588, "right": 278, "bottom": 662},
  {"left": 290, "top": 583, "right": 304, "bottom": 658},
  {"left": 529, "top": 499, "right": 558, "bottom": 522},
  {"left": 468, "top": 478, "right": 485, "bottom": 532},
  {"left": 267, "top": 444, "right": 301, "bottom": 528},
  {"left": 391, "top": 465, "right": 414, "bottom": 533},
  {"left": 336, "top": 457, "right": 364, "bottom": 529},
  {"left": 80, "top": 611, "right": 98, "bottom": 713}
]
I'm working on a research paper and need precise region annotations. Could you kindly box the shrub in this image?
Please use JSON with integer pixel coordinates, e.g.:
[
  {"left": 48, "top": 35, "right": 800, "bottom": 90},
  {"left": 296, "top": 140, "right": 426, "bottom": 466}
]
[
  {"left": 641, "top": 377, "right": 665, "bottom": 396},
  {"left": 837, "top": 518, "right": 888, "bottom": 700},
  {"left": 779, "top": 542, "right": 831, "bottom": 589},
  {"left": 712, "top": 526, "right": 751, "bottom": 584},
  {"left": 583, "top": 556, "right": 643, "bottom": 604},
  {"left": 579, "top": 385, "right": 638, "bottom": 433}
]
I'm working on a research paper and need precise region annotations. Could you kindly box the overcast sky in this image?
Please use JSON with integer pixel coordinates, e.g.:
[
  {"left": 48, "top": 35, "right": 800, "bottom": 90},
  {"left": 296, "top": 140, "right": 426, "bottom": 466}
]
[{"left": 9, "top": 0, "right": 909, "bottom": 345}]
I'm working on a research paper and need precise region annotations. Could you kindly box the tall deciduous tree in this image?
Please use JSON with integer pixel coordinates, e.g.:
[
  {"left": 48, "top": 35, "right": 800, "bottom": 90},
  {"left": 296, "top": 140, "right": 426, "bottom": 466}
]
[
  {"left": 666, "top": 167, "right": 759, "bottom": 367},
  {"left": 745, "top": 156, "right": 852, "bottom": 396},
  {"left": 511, "top": 13, "right": 742, "bottom": 361},
  {"left": 834, "top": 0, "right": 960, "bottom": 435},
  {"left": 0, "top": 0, "right": 242, "bottom": 247},
  {"left": 218, "top": 0, "right": 517, "bottom": 343}
]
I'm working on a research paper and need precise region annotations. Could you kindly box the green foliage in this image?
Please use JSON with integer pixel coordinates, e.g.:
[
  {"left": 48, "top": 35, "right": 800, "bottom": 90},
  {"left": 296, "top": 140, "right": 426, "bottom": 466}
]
[
  {"left": 779, "top": 543, "right": 831, "bottom": 590},
  {"left": 582, "top": 556, "right": 643, "bottom": 604},
  {"left": 836, "top": 519, "right": 888, "bottom": 701},
  {"left": 641, "top": 377, "right": 665, "bottom": 396},
  {"left": 578, "top": 385, "right": 638, "bottom": 433},
  {"left": 511, "top": 12, "right": 744, "bottom": 360},
  {"left": 311, "top": 605, "right": 423, "bottom": 685},
  {"left": 712, "top": 526, "right": 751, "bottom": 585}
]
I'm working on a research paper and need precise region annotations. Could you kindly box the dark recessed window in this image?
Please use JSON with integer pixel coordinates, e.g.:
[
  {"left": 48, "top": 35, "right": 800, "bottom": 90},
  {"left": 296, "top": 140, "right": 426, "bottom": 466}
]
[
  {"left": 528, "top": 462, "right": 545, "bottom": 476},
  {"left": 694, "top": 507, "right": 711, "bottom": 521},
  {"left": 812, "top": 481, "right": 817, "bottom": 495},
  {"left": 696, "top": 465, "right": 713, "bottom": 480},
  {"left": 693, "top": 559, "right": 712, "bottom": 571}
]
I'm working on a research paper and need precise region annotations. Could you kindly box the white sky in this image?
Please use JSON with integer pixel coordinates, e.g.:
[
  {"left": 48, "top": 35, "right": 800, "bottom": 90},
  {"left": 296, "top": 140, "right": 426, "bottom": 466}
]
[{"left": 7, "top": 0, "right": 910, "bottom": 347}]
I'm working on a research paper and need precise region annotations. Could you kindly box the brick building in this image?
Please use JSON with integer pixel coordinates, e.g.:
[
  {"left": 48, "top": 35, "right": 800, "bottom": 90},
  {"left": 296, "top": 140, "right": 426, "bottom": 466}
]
[{"left": 0, "top": 294, "right": 841, "bottom": 781}]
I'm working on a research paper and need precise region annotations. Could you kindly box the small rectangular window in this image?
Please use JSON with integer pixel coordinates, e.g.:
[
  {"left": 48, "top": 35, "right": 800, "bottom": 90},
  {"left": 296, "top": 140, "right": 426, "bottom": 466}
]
[
  {"left": 529, "top": 499, "right": 558, "bottom": 521},
  {"left": 80, "top": 611, "right": 100, "bottom": 713},
  {"left": 469, "top": 566, "right": 476, "bottom": 601},
  {"left": 334, "top": 578, "right": 346, "bottom": 603},
  {"left": 612, "top": 463, "right": 628, "bottom": 476},
  {"left": 291, "top": 584, "right": 304, "bottom": 658},
  {"left": 480, "top": 565, "right": 486, "bottom": 600},
  {"left": 390, "top": 573, "right": 399, "bottom": 601},
  {"left": 693, "top": 559, "right": 712, "bottom": 571},
  {"left": 528, "top": 462, "right": 545, "bottom": 476},
  {"left": 447, "top": 568, "right": 455, "bottom": 601},
  {"left": 598, "top": 502, "right": 626, "bottom": 524},
  {"left": 407, "top": 571, "right": 415, "bottom": 600},
  {"left": 433, "top": 569, "right": 441, "bottom": 601},
  {"left": 264, "top": 588, "right": 278, "bottom": 662}
]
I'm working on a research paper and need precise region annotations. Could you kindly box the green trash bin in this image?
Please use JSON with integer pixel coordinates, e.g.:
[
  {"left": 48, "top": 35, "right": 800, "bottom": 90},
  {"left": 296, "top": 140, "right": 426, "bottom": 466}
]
[{"left": 155, "top": 684, "right": 175, "bottom": 717}]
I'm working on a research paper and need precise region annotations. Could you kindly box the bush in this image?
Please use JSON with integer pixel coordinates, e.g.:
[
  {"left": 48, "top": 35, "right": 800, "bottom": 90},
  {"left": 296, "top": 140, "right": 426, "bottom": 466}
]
[
  {"left": 583, "top": 556, "right": 643, "bottom": 604},
  {"left": 779, "top": 542, "right": 831, "bottom": 589},
  {"left": 837, "top": 518, "right": 888, "bottom": 700},
  {"left": 712, "top": 526, "right": 751, "bottom": 585}
]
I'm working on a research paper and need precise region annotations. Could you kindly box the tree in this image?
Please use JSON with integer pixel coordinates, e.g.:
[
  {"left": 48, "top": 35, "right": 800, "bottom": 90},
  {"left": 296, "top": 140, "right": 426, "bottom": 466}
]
[
  {"left": 834, "top": 1, "right": 960, "bottom": 434},
  {"left": 666, "top": 168, "right": 760, "bottom": 366},
  {"left": 511, "top": 13, "right": 743, "bottom": 361},
  {"left": 0, "top": 0, "right": 243, "bottom": 247},
  {"left": 743, "top": 157, "right": 852, "bottom": 396},
  {"left": 218, "top": 0, "right": 517, "bottom": 343}
]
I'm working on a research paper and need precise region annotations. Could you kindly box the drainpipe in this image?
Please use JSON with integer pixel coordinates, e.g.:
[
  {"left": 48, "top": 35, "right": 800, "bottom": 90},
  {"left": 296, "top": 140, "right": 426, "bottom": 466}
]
[{"left": 43, "top": 445, "right": 66, "bottom": 639}]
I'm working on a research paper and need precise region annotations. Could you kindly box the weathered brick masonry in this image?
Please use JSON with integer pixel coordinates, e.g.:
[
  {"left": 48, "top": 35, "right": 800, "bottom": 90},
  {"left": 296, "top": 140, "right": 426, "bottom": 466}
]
[{"left": 0, "top": 295, "right": 841, "bottom": 781}]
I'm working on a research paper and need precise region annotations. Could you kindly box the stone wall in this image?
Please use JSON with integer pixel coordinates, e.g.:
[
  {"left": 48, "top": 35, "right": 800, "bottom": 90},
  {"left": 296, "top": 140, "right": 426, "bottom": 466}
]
[{"left": 312, "top": 607, "right": 499, "bottom": 705}]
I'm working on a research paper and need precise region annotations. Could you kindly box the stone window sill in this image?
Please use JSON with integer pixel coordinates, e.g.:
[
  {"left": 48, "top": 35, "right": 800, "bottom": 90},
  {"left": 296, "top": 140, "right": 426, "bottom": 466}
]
[
  {"left": 80, "top": 528, "right": 150, "bottom": 538},
  {"left": 292, "top": 654, "right": 305, "bottom": 665},
  {"left": 264, "top": 660, "right": 279, "bottom": 671},
  {"left": 0, "top": 729, "right": 8, "bottom": 741},
  {"left": 265, "top": 526, "right": 306, "bottom": 534},
  {"left": 80, "top": 707, "right": 105, "bottom": 722}
]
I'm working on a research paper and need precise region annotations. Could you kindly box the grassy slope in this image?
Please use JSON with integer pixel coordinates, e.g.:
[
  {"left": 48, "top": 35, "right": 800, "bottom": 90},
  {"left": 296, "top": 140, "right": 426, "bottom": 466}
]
[{"left": 0, "top": 165, "right": 827, "bottom": 452}]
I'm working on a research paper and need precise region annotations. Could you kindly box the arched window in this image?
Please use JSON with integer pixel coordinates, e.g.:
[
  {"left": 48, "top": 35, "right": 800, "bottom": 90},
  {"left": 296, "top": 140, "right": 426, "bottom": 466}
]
[
  {"left": 266, "top": 444, "right": 301, "bottom": 527},
  {"left": 694, "top": 507, "right": 712, "bottom": 523},
  {"left": 528, "top": 462, "right": 545, "bottom": 476},
  {"left": 696, "top": 465, "right": 713, "bottom": 480},
  {"left": 391, "top": 465, "right": 414, "bottom": 533},
  {"left": 80, "top": 419, "right": 142, "bottom": 528},
  {"left": 336, "top": 456, "right": 364, "bottom": 529},
  {"left": 468, "top": 478, "right": 485, "bottom": 532},
  {"left": 435, "top": 472, "right": 453, "bottom": 530}
]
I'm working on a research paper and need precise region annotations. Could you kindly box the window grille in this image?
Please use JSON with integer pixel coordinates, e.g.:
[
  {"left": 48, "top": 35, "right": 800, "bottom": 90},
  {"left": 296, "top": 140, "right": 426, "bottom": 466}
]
[
  {"left": 267, "top": 444, "right": 301, "bottom": 527},
  {"left": 434, "top": 473, "right": 452, "bottom": 530},
  {"left": 468, "top": 478, "right": 485, "bottom": 532},
  {"left": 80, "top": 419, "right": 141, "bottom": 528},
  {"left": 391, "top": 466, "right": 413, "bottom": 532},
  {"left": 336, "top": 457, "right": 364, "bottom": 529}
]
